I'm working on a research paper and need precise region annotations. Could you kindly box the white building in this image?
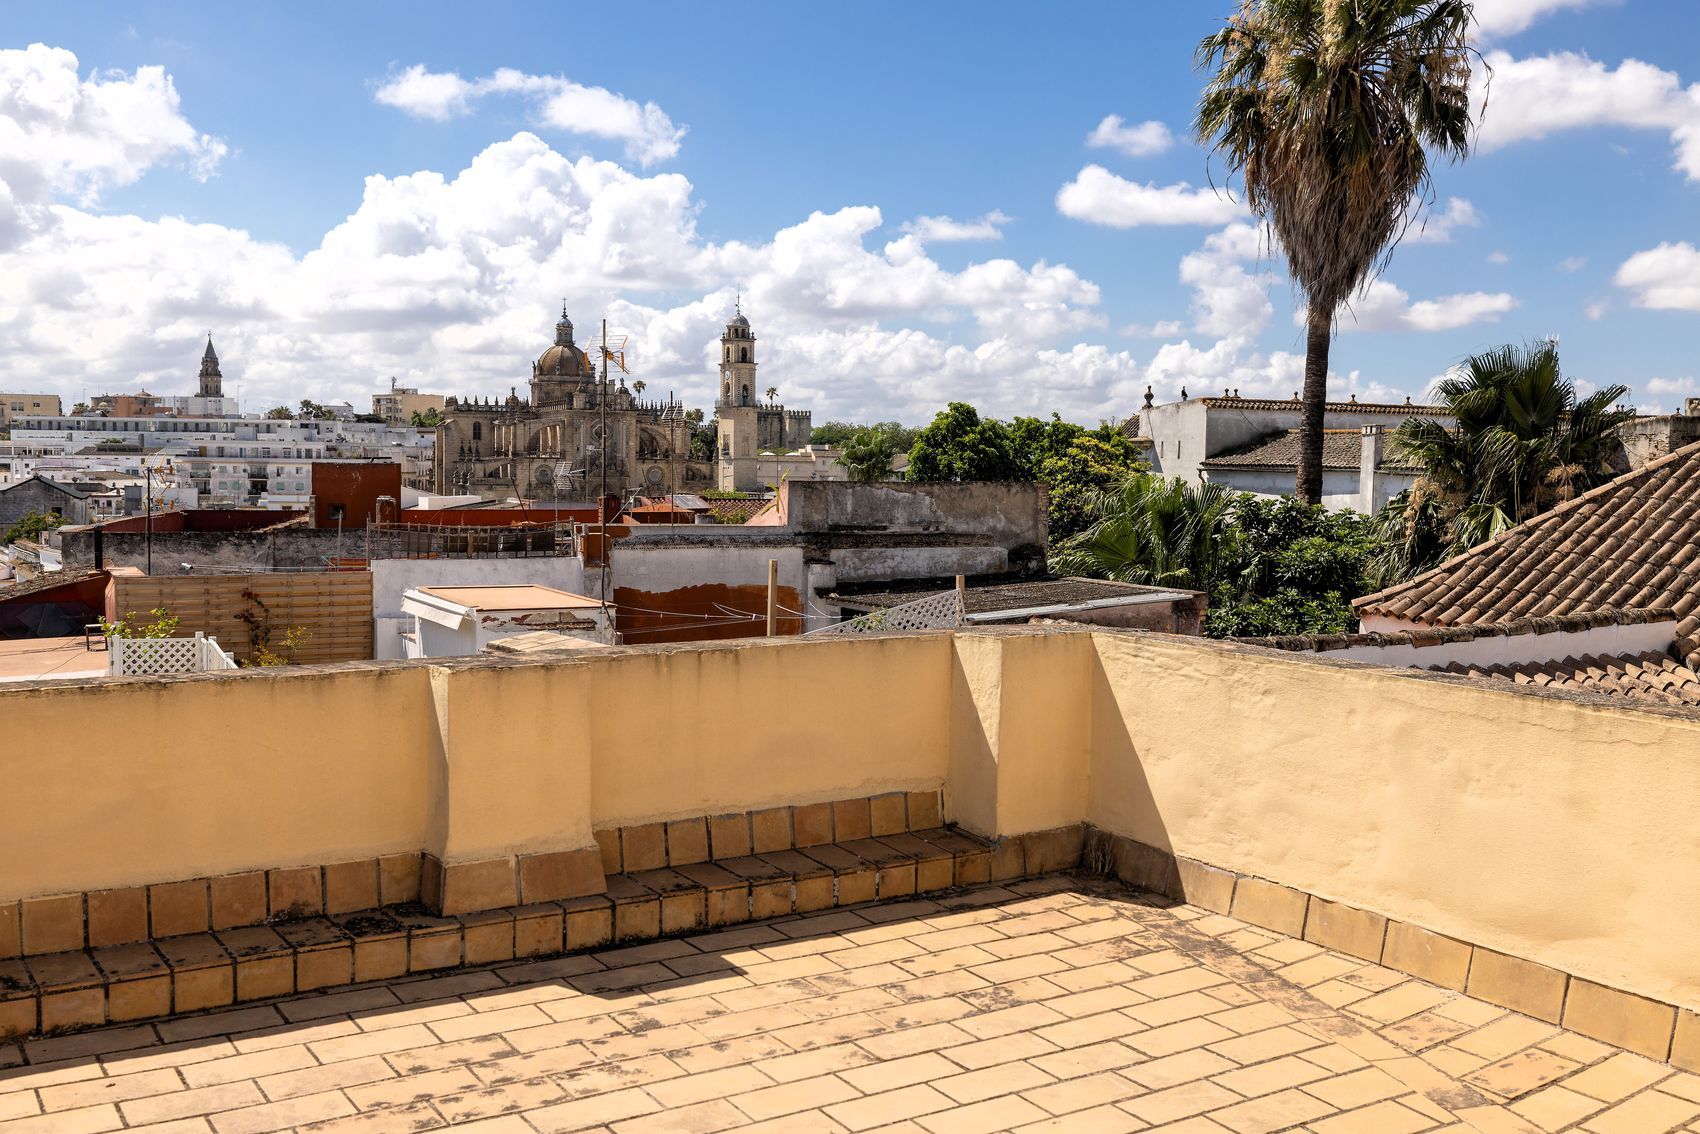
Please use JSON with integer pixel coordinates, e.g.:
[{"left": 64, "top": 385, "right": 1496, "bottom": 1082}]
[
  {"left": 1135, "top": 390, "right": 1454, "bottom": 512},
  {"left": 399, "top": 584, "right": 611, "bottom": 658}
]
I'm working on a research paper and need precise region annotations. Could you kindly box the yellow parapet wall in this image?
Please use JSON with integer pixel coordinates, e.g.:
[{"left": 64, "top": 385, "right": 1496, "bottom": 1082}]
[
  {"left": 3, "top": 626, "right": 1699, "bottom": 1014},
  {"left": 1089, "top": 631, "right": 1700, "bottom": 1011}
]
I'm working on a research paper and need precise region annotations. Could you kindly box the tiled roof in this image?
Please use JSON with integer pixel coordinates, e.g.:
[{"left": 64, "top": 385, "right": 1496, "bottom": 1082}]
[
  {"left": 1354, "top": 440, "right": 1700, "bottom": 664},
  {"left": 827, "top": 574, "right": 1186, "bottom": 614},
  {"left": 1430, "top": 650, "right": 1700, "bottom": 708},
  {"left": 1199, "top": 396, "right": 1451, "bottom": 415},
  {"left": 1237, "top": 605, "right": 1676, "bottom": 654},
  {"left": 1201, "top": 428, "right": 1420, "bottom": 472}
]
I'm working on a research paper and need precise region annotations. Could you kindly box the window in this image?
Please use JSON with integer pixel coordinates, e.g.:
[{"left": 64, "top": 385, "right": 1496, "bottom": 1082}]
[
  {"left": 471, "top": 422, "right": 482, "bottom": 441},
  {"left": 740, "top": 348, "right": 749, "bottom": 363}
]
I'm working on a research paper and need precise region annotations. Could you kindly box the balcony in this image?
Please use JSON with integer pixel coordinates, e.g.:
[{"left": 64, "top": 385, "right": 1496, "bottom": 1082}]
[{"left": 1, "top": 627, "right": 1697, "bottom": 1130}]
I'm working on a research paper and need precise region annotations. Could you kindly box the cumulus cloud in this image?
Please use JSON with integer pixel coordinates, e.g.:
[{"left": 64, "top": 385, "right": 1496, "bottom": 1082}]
[
  {"left": 1614, "top": 242, "right": 1700, "bottom": 312},
  {"left": 1086, "top": 115, "right": 1174, "bottom": 157},
  {"left": 1333, "top": 280, "right": 1520, "bottom": 332},
  {"left": 1056, "top": 165, "right": 1244, "bottom": 228},
  {"left": 0, "top": 43, "right": 225, "bottom": 242},
  {"left": 1559, "top": 256, "right": 1586, "bottom": 271},
  {"left": 899, "top": 210, "right": 1011, "bottom": 242},
  {"left": 1405, "top": 197, "right": 1482, "bottom": 244},
  {"left": 1471, "top": 0, "right": 1614, "bottom": 36},
  {"left": 1178, "top": 222, "right": 1275, "bottom": 338},
  {"left": 373, "top": 64, "right": 685, "bottom": 166},
  {"left": 1488, "top": 250, "right": 1511, "bottom": 265},
  {"left": 1476, "top": 50, "right": 1700, "bottom": 181},
  {"left": 0, "top": 118, "right": 1141, "bottom": 423}
]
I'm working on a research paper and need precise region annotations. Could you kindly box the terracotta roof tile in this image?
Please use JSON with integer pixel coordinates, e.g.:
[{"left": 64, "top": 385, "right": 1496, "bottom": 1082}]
[
  {"left": 1355, "top": 440, "right": 1700, "bottom": 666},
  {"left": 1431, "top": 649, "right": 1700, "bottom": 708},
  {"left": 1199, "top": 428, "right": 1421, "bottom": 472}
]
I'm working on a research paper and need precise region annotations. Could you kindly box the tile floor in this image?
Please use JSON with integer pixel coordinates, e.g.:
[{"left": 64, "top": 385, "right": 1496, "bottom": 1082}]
[{"left": 1, "top": 876, "right": 1694, "bottom": 1133}]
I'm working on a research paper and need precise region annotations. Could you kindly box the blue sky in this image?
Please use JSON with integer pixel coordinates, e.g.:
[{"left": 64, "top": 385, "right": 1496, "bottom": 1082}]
[{"left": 3, "top": 1, "right": 1698, "bottom": 423}]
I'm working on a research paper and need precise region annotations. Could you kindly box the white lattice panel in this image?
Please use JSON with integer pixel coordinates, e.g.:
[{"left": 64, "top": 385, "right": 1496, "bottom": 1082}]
[
  {"left": 110, "top": 634, "right": 237, "bottom": 676},
  {"left": 812, "top": 589, "right": 965, "bottom": 636}
]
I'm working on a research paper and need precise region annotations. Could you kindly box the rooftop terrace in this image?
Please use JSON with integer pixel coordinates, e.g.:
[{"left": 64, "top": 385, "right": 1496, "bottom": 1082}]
[
  {"left": 3, "top": 877, "right": 1696, "bottom": 1133},
  {"left": 1, "top": 626, "right": 1697, "bottom": 1130}
]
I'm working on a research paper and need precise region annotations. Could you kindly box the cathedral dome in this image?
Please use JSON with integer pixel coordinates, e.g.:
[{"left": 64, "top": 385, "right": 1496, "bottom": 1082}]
[
  {"left": 536, "top": 342, "right": 590, "bottom": 377},
  {"left": 537, "top": 305, "right": 590, "bottom": 377}
]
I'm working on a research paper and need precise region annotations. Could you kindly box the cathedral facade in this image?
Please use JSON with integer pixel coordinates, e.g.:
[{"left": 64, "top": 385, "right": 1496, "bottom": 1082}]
[{"left": 433, "top": 305, "right": 812, "bottom": 500}]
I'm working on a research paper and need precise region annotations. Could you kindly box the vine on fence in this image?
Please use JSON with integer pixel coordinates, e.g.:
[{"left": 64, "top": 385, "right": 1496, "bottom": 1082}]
[{"left": 235, "top": 589, "right": 313, "bottom": 666}]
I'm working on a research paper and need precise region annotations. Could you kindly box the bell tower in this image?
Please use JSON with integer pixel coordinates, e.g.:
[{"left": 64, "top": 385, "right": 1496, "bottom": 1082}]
[
  {"left": 716, "top": 298, "right": 757, "bottom": 409},
  {"left": 198, "top": 336, "right": 223, "bottom": 398}
]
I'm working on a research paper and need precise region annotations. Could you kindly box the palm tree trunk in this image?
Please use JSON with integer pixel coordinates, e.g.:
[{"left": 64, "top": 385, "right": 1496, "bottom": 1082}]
[{"left": 1296, "top": 304, "right": 1332, "bottom": 504}]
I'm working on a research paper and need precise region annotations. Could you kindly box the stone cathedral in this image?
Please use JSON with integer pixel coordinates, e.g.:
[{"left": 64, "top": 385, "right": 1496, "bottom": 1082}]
[{"left": 434, "top": 304, "right": 812, "bottom": 500}]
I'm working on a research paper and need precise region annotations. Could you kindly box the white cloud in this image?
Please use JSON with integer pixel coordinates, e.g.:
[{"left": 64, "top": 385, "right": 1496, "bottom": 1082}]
[
  {"left": 899, "top": 210, "right": 1011, "bottom": 243},
  {"left": 1086, "top": 115, "right": 1174, "bottom": 158},
  {"left": 1472, "top": 0, "right": 1614, "bottom": 36},
  {"left": 1585, "top": 298, "right": 1610, "bottom": 320},
  {"left": 1476, "top": 50, "right": 1700, "bottom": 181},
  {"left": 1488, "top": 250, "right": 1511, "bottom": 265},
  {"left": 373, "top": 64, "right": 685, "bottom": 166},
  {"left": 1121, "top": 319, "right": 1185, "bottom": 339},
  {"left": 1332, "top": 280, "right": 1520, "bottom": 332},
  {"left": 0, "top": 43, "right": 225, "bottom": 237},
  {"left": 0, "top": 114, "right": 1144, "bottom": 424},
  {"left": 1405, "top": 198, "right": 1482, "bottom": 244},
  {"left": 1614, "top": 242, "right": 1700, "bottom": 312},
  {"left": 1178, "top": 222, "right": 1275, "bottom": 338},
  {"left": 1559, "top": 256, "right": 1586, "bottom": 272},
  {"left": 1056, "top": 165, "right": 1244, "bottom": 228},
  {"left": 1640, "top": 376, "right": 1700, "bottom": 414}
]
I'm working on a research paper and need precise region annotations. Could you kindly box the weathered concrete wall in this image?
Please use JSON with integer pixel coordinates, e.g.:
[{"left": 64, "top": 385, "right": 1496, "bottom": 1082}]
[
  {"left": 1618, "top": 416, "right": 1700, "bottom": 471},
  {"left": 0, "top": 478, "right": 90, "bottom": 529},
  {"left": 605, "top": 541, "right": 807, "bottom": 642},
  {"left": 62, "top": 527, "right": 358, "bottom": 574},
  {"left": 782, "top": 480, "right": 1048, "bottom": 554}
]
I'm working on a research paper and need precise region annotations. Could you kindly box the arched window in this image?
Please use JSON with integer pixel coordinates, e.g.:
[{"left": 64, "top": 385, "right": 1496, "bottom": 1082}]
[
  {"left": 740, "top": 347, "right": 749, "bottom": 362},
  {"left": 472, "top": 422, "right": 482, "bottom": 441},
  {"left": 724, "top": 347, "right": 730, "bottom": 361},
  {"left": 741, "top": 385, "right": 749, "bottom": 402}
]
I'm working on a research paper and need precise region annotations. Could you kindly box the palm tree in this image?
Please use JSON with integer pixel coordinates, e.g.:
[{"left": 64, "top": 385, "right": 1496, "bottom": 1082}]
[
  {"left": 1050, "top": 473, "right": 1240, "bottom": 588},
  {"left": 1195, "top": 0, "right": 1475, "bottom": 504},
  {"left": 1369, "top": 339, "right": 1633, "bottom": 584},
  {"left": 765, "top": 386, "right": 778, "bottom": 403},
  {"left": 632, "top": 380, "right": 646, "bottom": 397}
]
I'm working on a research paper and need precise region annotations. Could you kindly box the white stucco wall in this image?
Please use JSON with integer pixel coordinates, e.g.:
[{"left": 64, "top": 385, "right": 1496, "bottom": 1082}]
[{"left": 372, "top": 555, "right": 588, "bottom": 659}]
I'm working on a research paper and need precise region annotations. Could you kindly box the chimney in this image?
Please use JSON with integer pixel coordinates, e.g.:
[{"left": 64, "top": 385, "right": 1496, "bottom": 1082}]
[{"left": 1360, "top": 425, "right": 1386, "bottom": 513}]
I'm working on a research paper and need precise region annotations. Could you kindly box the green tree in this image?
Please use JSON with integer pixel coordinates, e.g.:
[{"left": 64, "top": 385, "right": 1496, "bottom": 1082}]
[
  {"left": 264, "top": 405, "right": 292, "bottom": 420},
  {"left": 71, "top": 401, "right": 91, "bottom": 414},
  {"left": 1039, "top": 434, "right": 1148, "bottom": 541},
  {"left": 811, "top": 421, "right": 861, "bottom": 447},
  {"left": 1370, "top": 339, "right": 1633, "bottom": 585},
  {"left": 686, "top": 408, "right": 717, "bottom": 461},
  {"left": 1195, "top": 0, "right": 1475, "bottom": 503},
  {"left": 99, "top": 607, "right": 180, "bottom": 639},
  {"left": 298, "top": 398, "right": 336, "bottom": 420},
  {"left": 1205, "top": 497, "right": 1377, "bottom": 636},
  {"left": 840, "top": 425, "right": 903, "bottom": 481},
  {"left": 2, "top": 510, "right": 68, "bottom": 546},
  {"left": 409, "top": 408, "right": 443, "bottom": 428},
  {"left": 906, "top": 403, "right": 1022, "bottom": 482},
  {"left": 1049, "top": 474, "right": 1240, "bottom": 588}
]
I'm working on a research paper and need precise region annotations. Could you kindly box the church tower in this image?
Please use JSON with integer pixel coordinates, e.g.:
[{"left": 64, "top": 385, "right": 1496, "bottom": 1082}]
[
  {"left": 198, "top": 337, "right": 223, "bottom": 398},
  {"left": 717, "top": 300, "right": 757, "bottom": 409}
]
